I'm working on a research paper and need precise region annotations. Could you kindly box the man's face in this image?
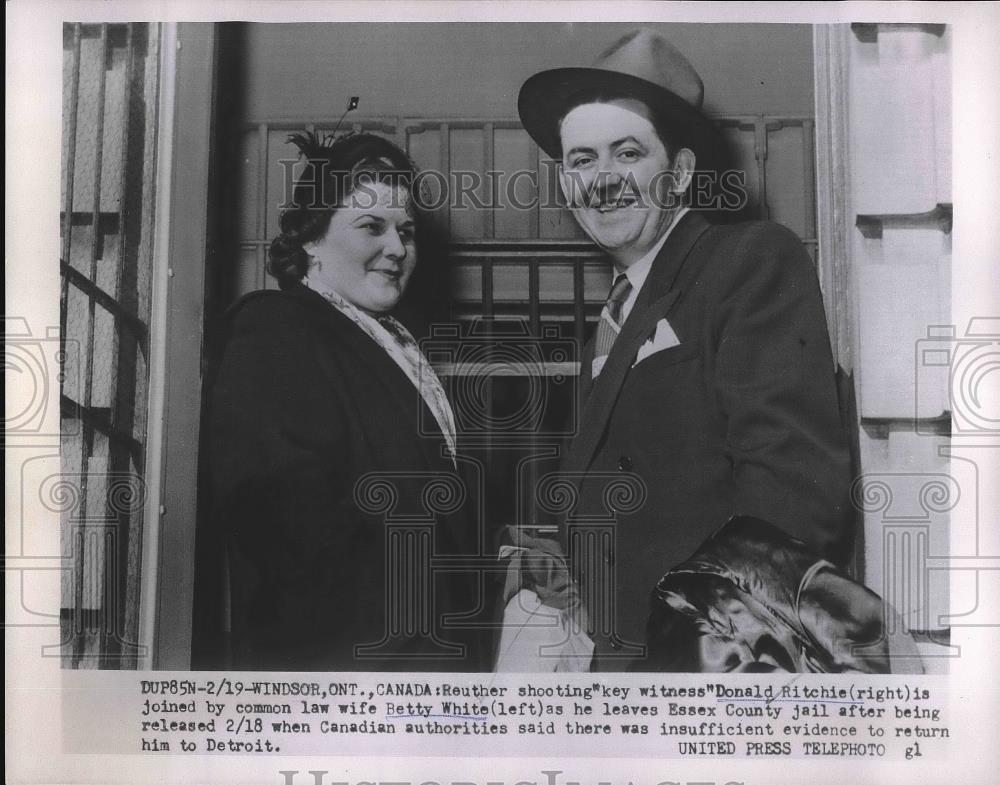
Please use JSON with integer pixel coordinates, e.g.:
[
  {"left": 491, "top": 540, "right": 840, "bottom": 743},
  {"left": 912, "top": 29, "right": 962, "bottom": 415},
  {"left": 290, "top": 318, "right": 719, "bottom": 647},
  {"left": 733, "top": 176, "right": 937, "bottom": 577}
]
[{"left": 558, "top": 100, "right": 679, "bottom": 267}]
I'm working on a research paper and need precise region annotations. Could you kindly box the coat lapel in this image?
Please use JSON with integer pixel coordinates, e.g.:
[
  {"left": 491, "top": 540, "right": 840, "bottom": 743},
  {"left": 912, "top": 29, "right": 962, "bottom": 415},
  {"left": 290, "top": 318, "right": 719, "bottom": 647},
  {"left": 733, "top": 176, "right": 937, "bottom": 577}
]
[
  {"left": 285, "top": 283, "right": 452, "bottom": 469},
  {"left": 563, "top": 212, "right": 712, "bottom": 476}
]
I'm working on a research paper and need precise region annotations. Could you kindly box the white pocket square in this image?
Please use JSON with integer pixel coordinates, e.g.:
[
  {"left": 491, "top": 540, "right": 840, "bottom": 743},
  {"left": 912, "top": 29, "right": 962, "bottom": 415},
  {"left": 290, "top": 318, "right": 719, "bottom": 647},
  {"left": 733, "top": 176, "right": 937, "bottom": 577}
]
[{"left": 634, "top": 318, "right": 681, "bottom": 365}]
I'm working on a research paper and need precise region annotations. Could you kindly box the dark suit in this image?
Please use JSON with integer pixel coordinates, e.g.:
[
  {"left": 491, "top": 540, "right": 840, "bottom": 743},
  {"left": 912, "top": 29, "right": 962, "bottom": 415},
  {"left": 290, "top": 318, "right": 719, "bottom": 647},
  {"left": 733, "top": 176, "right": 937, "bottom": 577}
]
[
  {"left": 205, "top": 283, "right": 489, "bottom": 671},
  {"left": 560, "top": 211, "right": 853, "bottom": 669}
]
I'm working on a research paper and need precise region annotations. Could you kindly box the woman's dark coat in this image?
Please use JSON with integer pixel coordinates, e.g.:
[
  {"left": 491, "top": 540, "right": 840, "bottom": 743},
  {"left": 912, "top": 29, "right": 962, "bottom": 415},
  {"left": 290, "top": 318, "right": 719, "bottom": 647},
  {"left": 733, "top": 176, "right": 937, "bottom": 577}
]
[{"left": 205, "top": 283, "right": 490, "bottom": 671}]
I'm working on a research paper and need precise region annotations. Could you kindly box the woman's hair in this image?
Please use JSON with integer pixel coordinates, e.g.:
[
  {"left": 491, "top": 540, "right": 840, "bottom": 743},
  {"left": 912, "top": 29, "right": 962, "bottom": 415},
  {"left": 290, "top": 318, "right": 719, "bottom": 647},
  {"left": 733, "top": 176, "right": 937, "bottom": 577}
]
[{"left": 268, "top": 132, "right": 419, "bottom": 288}]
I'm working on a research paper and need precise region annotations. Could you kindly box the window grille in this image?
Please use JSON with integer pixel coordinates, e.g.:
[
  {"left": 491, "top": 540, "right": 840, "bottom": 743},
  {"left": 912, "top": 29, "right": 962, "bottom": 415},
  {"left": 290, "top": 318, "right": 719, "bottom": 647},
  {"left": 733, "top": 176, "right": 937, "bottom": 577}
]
[
  {"left": 232, "top": 113, "right": 818, "bottom": 349},
  {"left": 59, "top": 22, "right": 161, "bottom": 669}
]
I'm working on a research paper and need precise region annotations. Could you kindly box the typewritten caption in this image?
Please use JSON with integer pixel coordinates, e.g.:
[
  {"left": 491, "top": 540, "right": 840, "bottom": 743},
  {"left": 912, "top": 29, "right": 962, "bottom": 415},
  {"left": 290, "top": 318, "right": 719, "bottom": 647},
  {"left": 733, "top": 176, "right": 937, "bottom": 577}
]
[{"left": 120, "top": 675, "right": 949, "bottom": 759}]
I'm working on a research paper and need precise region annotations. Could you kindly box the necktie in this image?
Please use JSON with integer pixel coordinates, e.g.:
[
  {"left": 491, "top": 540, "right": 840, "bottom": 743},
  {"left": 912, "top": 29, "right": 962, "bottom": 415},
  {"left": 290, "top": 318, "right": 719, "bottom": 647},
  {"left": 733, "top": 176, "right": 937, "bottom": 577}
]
[{"left": 592, "top": 273, "right": 633, "bottom": 379}]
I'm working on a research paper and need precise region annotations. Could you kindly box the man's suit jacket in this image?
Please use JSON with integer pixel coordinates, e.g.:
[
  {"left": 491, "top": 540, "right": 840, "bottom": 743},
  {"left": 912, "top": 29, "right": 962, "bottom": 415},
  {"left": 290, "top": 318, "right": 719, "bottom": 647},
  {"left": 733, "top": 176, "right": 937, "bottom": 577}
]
[
  {"left": 560, "top": 211, "right": 853, "bottom": 670},
  {"left": 205, "top": 283, "right": 490, "bottom": 671}
]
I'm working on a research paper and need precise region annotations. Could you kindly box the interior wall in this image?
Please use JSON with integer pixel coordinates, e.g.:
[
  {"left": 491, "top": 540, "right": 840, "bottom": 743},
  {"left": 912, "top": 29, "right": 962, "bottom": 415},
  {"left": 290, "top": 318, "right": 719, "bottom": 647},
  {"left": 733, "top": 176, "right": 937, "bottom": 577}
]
[{"left": 238, "top": 22, "right": 815, "bottom": 121}]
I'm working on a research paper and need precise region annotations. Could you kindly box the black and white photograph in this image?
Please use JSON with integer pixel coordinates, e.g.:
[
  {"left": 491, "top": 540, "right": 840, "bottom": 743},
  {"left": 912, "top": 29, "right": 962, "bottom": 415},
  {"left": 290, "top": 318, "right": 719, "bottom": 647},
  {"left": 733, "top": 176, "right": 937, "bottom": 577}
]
[{"left": 6, "top": 2, "right": 1000, "bottom": 783}]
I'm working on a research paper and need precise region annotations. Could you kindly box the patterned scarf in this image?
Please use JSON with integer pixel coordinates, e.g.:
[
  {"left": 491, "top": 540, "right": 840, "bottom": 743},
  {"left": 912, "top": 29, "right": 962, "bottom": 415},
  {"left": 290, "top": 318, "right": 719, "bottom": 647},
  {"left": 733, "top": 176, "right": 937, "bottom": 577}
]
[{"left": 303, "top": 280, "right": 458, "bottom": 465}]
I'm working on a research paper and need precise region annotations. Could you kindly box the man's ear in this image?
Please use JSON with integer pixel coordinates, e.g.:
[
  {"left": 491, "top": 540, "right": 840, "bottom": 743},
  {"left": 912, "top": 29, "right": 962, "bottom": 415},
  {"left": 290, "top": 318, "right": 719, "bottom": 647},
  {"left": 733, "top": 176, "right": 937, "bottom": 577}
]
[{"left": 670, "top": 147, "right": 697, "bottom": 194}]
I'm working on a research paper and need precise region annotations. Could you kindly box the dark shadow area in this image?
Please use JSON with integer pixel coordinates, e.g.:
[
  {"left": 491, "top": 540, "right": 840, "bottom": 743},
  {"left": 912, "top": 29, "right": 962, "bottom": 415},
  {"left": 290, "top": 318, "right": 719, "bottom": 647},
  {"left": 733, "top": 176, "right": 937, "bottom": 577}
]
[
  {"left": 191, "top": 22, "right": 248, "bottom": 669},
  {"left": 837, "top": 365, "right": 864, "bottom": 579}
]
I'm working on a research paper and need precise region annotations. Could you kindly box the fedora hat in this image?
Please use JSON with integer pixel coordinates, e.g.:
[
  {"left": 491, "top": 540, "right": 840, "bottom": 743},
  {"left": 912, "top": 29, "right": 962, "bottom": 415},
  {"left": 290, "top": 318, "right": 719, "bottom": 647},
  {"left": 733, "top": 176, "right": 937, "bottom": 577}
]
[{"left": 518, "top": 29, "right": 722, "bottom": 166}]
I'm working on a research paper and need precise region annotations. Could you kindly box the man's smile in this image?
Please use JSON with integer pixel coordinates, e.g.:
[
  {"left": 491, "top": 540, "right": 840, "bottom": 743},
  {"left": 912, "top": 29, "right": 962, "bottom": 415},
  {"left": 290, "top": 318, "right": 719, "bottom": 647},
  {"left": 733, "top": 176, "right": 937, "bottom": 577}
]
[{"left": 592, "top": 199, "right": 638, "bottom": 213}]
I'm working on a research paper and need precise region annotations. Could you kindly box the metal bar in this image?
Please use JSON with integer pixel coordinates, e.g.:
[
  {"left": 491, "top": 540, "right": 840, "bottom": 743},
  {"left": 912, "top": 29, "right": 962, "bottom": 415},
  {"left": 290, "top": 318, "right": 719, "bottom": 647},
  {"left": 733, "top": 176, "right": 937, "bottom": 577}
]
[
  {"left": 84, "top": 22, "right": 110, "bottom": 413},
  {"left": 439, "top": 122, "right": 450, "bottom": 233},
  {"left": 451, "top": 304, "right": 589, "bottom": 316},
  {"left": 257, "top": 123, "right": 269, "bottom": 289},
  {"left": 237, "top": 238, "right": 609, "bottom": 256},
  {"left": 61, "top": 24, "right": 83, "bottom": 266},
  {"left": 481, "top": 256, "right": 494, "bottom": 319},
  {"left": 63, "top": 21, "right": 85, "bottom": 662},
  {"left": 753, "top": 115, "right": 769, "bottom": 220},
  {"left": 71, "top": 520, "right": 86, "bottom": 667},
  {"left": 403, "top": 123, "right": 413, "bottom": 159},
  {"left": 61, "top": 395, "right": 144, "bottom": 463},
  {"left": 247, "top": 117, "right": 399, "bottom": 132},
  {"left": 573, "top": 261, "right": 586, "bottom": 352},
  {"left": 60, "top": 24, "right": 84, "bottom": 382},
  {"left": 61, "top": 275, "right": 71, "bottom": 379},
  {"left": 446, "top": 239, "right": 607, "bottom": 253},
  {"left": 108, "top": 25, "right": 141, "bottom": 664},
  {"left": 61, "top": 261, "right": 149, "bottom": 344},
  {"left": 483, "top": 122, "right": 495, "bottom": 239},
  {"left": 114, "top": 23, "right": 136, "bottom": 301},
  {"left": 88, "top": 24, "right": 109, "bottom": 285},
  {"left": 86, "top": 23, "right": 111, "bottom": 661},
  {"left": 449, "top": 249, "right": 604, "bottom": 260},
  {"left": 450, "top": 298, "right": 594, "bottom": 311},
  {"left": 528, "top": 256, "right": 540, "bottom": 335},
  {"left": 481, "top": 255, "right": 494, "bottom": 469},
  {"left": 801, "top": 119, "right": 817, "bottom": 246},
  {"left": 278, "top": 117, "right": 528, "bottom": 132},
  {"left": 244, "top": 114, "right": 814, "bottom": 131}
]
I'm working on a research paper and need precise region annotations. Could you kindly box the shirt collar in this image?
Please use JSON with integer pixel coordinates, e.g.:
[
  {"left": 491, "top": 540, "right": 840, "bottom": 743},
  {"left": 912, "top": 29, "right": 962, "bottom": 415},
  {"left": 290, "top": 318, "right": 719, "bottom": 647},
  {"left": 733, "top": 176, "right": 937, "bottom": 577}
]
[{"left": 619, "top": 207, "right": 690, "bottom": 293}]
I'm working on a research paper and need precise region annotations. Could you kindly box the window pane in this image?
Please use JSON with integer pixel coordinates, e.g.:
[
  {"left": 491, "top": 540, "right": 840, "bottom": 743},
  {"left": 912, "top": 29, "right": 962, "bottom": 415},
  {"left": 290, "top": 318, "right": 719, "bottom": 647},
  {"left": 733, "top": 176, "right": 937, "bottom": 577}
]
[
  {"left": 60, "top": 23, "right": 160, "bottom": 670},
  {"left": 63, "top": 283, "right": 90, "bottom": 403}
]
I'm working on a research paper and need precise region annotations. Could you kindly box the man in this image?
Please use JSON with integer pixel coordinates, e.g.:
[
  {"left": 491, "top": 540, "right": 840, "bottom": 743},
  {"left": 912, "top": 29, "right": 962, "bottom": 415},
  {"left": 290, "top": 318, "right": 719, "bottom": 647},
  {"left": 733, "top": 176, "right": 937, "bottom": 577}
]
[{"left": 517, "top": 29, "right": 853, "bottom": 669}]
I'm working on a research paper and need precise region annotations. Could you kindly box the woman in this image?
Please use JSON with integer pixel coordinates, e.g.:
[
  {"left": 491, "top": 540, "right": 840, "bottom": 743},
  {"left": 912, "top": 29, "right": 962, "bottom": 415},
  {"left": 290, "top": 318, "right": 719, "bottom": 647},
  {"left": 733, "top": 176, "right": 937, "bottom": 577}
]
[{"left": 206, "top": 132, "right": 489, "bottom": 671}]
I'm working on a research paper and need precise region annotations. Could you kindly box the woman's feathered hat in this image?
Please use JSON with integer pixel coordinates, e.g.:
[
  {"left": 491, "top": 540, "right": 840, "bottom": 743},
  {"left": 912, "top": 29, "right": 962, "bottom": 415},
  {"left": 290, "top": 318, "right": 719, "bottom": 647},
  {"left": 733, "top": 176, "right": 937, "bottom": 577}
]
[
  {"left": 286, "top": 95, "right": 362, "bottom": 161},
  {"left": 285, "top": 128, "right": 355, "bottom": 161}
]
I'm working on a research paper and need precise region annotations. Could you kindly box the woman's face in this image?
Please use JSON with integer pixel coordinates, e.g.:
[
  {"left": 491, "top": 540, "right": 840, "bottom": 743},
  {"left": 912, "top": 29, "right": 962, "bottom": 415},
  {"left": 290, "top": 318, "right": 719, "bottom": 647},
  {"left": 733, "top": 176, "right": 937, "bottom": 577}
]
[{"left": 304, "top": 180, "right": 417, "bottom": 313}]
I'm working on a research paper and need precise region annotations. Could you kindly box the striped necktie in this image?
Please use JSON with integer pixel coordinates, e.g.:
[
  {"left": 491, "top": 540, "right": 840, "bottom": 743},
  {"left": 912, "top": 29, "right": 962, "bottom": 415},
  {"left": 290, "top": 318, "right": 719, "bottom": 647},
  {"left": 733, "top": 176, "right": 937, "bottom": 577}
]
[{"left": 592, "top": 273, "right": 632, "bottom": 379}]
